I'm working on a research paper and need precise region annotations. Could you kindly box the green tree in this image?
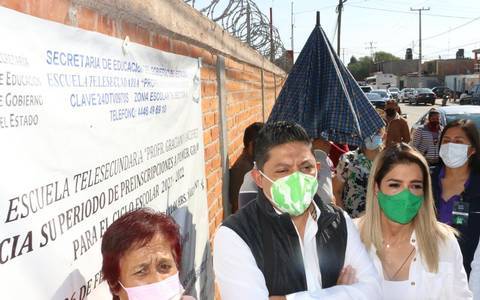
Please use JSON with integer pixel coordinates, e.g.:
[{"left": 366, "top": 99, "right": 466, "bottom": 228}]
[
  {"left": 347, "top": 51, "right": 400, "bottom": 80},
  {"left": 348, "top": 56, "right": 373, "bottom": 81},
  {"left": 373, "top": 51, "right": 400, "bottom": 64},
  {"left": 349, "top": 56, "right": 358, "bottom": 65}
]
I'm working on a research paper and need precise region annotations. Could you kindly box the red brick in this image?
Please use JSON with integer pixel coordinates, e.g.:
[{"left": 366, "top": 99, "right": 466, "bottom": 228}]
[
  {"left": 225, "top": 57, "right": 244, "bottom": 70},
  {"left": 226, "top": 80, "right": 245, "bottom": 92},
  {"left": 171, "top": 39, "right": 190, "bottom": 57},
  {"left": 121, "top": 21, "right": 150, "bottom": 46},
  {"left": 215, "top": 211, "right": 224, "bottom": 226},
  {"left": 203, "top": 130, "right": 212, "bottom": 145},
  {"left": 0, "top": 0, "right": 29, "bottom": 13},
  {"left": 28, "top": 0, "right": 71, "bottom": 24},
  {"left": 97, "top": 14, "right": 116, "bottom": 36},
  {"left": 201, "top": 67, "right": 216, "bottom": 81},
  {"left": 201, "top": 97, "right": 217, "bottom": 113},
  {"left": 210, "top": 126, "right": 220, "bottom": 140},
  {"left": 77, "top": 6, "right": 97, "bottom": 31},
  {"left": 153, "top": 34, "right": 170, "bottom": 52},
  {"left": 202, "top": 82, "right": 217, "bottom": 98},
  {"left": 203, "top": 112, "right": 216, "bottom": 129},
  {"left": 204, "top": 141, "right": 219, "bottom": 161}
]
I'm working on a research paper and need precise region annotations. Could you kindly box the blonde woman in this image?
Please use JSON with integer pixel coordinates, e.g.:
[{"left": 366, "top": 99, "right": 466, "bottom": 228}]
[{"left": 358, "top": 143, "right": 472, "bottom": 299}]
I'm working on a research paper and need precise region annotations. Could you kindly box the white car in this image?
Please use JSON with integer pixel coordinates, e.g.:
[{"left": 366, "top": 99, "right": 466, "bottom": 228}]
[
  {"left": 399, "top": 88, "right": 415, "bottom": 103},
  {"left": 388, "top": 87, "right": 400, "bottom": 100}
]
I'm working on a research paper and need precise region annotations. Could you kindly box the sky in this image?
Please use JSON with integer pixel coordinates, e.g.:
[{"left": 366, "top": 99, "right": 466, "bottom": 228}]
[{"left": 191, "top": 0, "right": 480, "bottom": 64}]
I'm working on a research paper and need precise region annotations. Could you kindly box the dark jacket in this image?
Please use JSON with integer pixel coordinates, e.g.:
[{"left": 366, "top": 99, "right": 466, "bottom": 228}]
[
  {"left": 432, "top": 166, "right": 480, "bottom": 276},
  {"left": 222, "top": 191, "right": 347, "bottom": 296}
]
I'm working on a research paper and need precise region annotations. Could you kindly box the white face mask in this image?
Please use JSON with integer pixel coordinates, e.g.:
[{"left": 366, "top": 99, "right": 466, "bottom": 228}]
[
  {"left": 118, "top": 272, "right": 184, "bottom": 300},
  {"left": 439, "top": 143, "right": 470, "bottom": 168}
]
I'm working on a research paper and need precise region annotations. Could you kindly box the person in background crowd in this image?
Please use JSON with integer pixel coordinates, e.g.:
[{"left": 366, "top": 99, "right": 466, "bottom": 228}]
[
  {"left": 312, "top": 137, "right": 335, "bottom": 204},
  {"left": 411, "top": 108, "right": 443, "bottom": 165},
  {"left": 229, "top": 122, "right": 264, "bottom": 213},
  {"left": 460, "top": 90, "right": 471, "bottom": 102},
  {"left": 333, "top": 128, "right": 385, "bottom": 218},
  {"left": 471, "top": 241, "right": 480, "bottom": 300},
  {"left": 238, "top": 170, "right": 258, "bottom": 208},
  {"left": 358, "top": 143, "right": 472, "bottom": 299},
  {"left": 431, "top": 119, "right": 480, "bottom": 276},
  {"left": 214, "top": 121, "right": 381, "bottom": 299},
  {"left": 384, "top": 100, "right": 410, "bottom": 147},
  {"left": 101, "top": 208, "right": 195, "bottom": 300},
  {"left": 329, "top": 142, "right": 349, "bottom": 168}
]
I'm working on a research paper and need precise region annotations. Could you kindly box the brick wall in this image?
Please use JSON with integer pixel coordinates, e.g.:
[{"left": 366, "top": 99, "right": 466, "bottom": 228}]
[{"left": 0, "top": 1, "right": 285, "bottom": 298}]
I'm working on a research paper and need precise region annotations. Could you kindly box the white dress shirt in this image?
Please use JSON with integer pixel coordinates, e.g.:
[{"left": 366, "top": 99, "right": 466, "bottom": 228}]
[
  {"left": 471, "top": 241, "right": 480, "bottom": 300},
  {"left": 213, "top": 202, "right": 381, "bottom": 299},
  {"left": 367, "top": 231, "right": 472, "bottom": 300}
]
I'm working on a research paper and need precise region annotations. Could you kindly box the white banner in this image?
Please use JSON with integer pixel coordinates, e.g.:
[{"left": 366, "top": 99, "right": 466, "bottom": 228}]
[{"left": 0, "top": 7, "right": 213, "bottom": 300}]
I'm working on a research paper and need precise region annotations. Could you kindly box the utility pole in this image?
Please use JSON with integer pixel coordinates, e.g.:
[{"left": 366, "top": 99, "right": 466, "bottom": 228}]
[
  {"left": 411, "top": 7, "right": 430, "bottom": 87},
  {"left": 336, "top": 0, "right": 347, "bottom": 55},
  {"left": 290, "top": 1, "right": 294, "bottom": 61},
  {"left": 365, "top": 41, "right": 377, "bottom": 73},
  {"left": 365, "top": 41, "right": 377, "bottom": 61}
]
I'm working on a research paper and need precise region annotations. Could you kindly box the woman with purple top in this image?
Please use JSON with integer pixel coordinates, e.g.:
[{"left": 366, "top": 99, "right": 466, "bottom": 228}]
[{"left": 432, "top": 119, "right": 480, "bottom": 277}]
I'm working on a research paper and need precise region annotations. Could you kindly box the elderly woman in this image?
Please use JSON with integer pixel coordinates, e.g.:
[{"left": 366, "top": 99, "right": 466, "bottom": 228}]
[
  {"left": 431, "top": 119, "right": 480, "bottom": 277},
  {"left": 101, "top": 208, "right": 194, "bottom": 300},
  {"left": 357, "top": 143, "right": 471, "bottom": 299}
]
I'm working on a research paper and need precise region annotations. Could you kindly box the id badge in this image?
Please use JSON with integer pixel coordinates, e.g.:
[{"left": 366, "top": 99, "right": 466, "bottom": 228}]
[{"left": 452, "top": 201, "right": 469, "bottom": 226}]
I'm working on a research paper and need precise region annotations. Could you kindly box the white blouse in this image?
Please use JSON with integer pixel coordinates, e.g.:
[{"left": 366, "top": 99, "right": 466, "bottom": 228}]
[
  {"left": 368, "top": 231, "right": 472, "bottom": 300},
  {"left": 470, "top": 241, "right": 480, "bottom": 300}
]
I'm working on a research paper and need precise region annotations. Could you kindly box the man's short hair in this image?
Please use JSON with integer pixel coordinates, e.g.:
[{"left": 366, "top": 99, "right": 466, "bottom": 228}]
[
  {"left": 254, "top": 121, "right": 311, "bottom": 170},
  {"left": 243, "top": 122, "right": 264, "bottom": 149},
  {"left": 428, "top": 108, "right": 440, "bottom": 118},
  {"left": 385, "top": 99, "right": 397, "bottom": 108}
]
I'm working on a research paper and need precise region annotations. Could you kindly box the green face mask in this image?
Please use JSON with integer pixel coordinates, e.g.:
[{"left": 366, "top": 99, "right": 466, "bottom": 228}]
[
  {"left": 259, "top": 170, "right": 318, "bottom": 216},
  {"left": 378, "top": 188, "right": 424, "bottom": 224}
]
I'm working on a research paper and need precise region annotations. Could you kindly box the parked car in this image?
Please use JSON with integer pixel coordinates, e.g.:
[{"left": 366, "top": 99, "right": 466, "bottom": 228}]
[
  {"left": 370, "top": 89, "right": 391, "bottom": 102},
  {"left": 409, "top": 88, "right": 436, "bottom": 106},
  {"left": 387, "top": 87, "right": 400, "bottom": 100},
  {"left": 411, "top": 105, "right": 480, "bottom": 136},
  {"left": 360, "top": 85, "right": 373, "bottom": 93},
  {"left": 459, "top": 84, "right": 480, "bottom": 105},
  {"left": 399, "top": 88, "right": 415, "bottom": 103},
  {"left": 431, "top": 86, "right": 452, "bottom": 98},
  {"left": 365, "top": 92, "right": 386, "bottom": 109}
]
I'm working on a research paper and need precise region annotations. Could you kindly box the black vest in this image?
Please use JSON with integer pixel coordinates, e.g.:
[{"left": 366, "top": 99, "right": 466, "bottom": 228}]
[{"left": 222, "top": 191, "right": 347, "bottom": 296}]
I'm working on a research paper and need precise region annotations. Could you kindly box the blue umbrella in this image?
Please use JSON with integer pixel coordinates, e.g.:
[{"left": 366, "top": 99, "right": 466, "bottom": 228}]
[{"left": 267, "top": 19, "right": 384, "bottom": 146}]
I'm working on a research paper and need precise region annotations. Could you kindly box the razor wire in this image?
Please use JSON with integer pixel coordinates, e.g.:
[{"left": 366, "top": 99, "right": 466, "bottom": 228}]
[{"left": 185, "top": 0, "right": 289, "bottom": 69}]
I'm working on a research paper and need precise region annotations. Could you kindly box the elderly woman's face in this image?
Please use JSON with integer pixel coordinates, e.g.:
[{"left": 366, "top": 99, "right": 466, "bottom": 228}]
[{"left": 115, "top": 234, "right": 178, "bottom": 300}]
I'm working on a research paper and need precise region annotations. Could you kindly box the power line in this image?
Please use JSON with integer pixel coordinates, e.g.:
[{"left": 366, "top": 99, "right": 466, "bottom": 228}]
[
  {"left": 347, "top": 4, "right": 472, "bottom": 19},
  {"left": 423, "top": 40, "right": 480, "bottom": 56},
  {"left": 423, "top": 16, "right": 480, "bottom": 41}
]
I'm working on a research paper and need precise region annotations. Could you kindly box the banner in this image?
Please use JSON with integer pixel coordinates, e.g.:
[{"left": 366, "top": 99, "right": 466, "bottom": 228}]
[{"left": 0, "top": 7, "right": 213, "bottom": 300}]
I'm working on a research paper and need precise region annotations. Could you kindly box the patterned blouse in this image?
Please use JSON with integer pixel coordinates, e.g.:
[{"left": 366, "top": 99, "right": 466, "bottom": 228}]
[{"left": 336, "top": 149, "right": 373, "bottom": 218}]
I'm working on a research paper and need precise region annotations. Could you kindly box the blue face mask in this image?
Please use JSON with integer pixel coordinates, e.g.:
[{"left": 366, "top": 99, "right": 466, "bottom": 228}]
[{"left": 364, "top": 134, "right": 383, "bottom": 150}]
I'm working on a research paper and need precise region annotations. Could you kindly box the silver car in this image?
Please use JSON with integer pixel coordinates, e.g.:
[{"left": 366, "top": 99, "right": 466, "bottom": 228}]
[{"left": 399, "top": 88, "right": 415, "bottom": 103}]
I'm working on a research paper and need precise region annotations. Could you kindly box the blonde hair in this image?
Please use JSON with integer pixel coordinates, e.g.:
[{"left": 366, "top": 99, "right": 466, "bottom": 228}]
[{"left": 358, "top": 143, "right": 455, "bottom": 272}]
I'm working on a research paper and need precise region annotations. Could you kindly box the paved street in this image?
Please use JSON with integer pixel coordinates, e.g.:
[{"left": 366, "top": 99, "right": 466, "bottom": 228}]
[{"left": 398, "top": 98, "right": 460, "bottom": 128}]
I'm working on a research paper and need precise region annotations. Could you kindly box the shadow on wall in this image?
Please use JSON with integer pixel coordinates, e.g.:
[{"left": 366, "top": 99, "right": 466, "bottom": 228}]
[
  {"left": 52, "top": 269, "right": 87, "bottom": 300},
  {"left": 171, "top": 206, "right": 214, "bottom": 299}
]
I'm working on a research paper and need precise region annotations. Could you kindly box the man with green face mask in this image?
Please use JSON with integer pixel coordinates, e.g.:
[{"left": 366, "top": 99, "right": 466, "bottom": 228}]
[{"left": 213, "top": 121, "right": 381, "bottom": 300}]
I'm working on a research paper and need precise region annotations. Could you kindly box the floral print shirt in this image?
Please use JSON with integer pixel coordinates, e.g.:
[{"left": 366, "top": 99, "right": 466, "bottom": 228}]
[{"left": 336, "top": 149, "right": 373, "bottom": 218}]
